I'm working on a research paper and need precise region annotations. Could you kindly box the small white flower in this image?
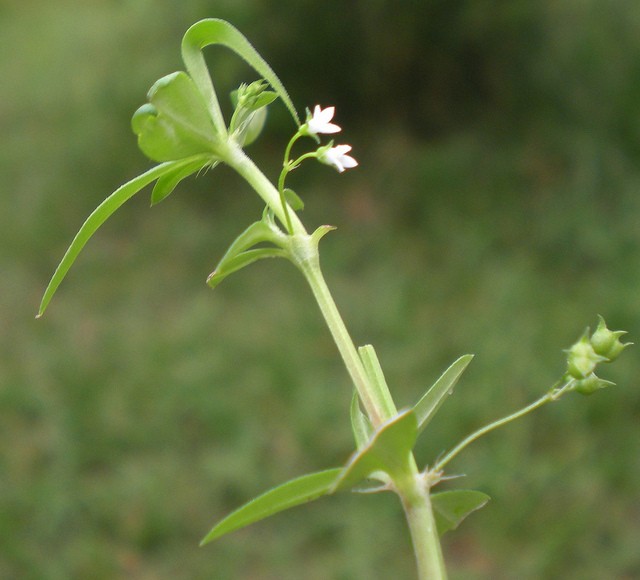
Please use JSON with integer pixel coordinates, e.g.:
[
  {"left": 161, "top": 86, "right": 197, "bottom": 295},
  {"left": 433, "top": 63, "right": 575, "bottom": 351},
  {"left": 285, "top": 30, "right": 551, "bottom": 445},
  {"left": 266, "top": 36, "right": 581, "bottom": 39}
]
[
  {"left": 306, "top": 105, "right": 341, "bottom": 135},
  {"left": 319, "top": 144, "right": 358, "bottom": 173}
]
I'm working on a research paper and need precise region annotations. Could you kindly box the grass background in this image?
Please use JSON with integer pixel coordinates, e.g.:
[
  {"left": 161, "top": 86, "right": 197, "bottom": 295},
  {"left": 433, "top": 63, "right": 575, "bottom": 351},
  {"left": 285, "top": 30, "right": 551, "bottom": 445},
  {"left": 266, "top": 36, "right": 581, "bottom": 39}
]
[{"left": 2, "top": 1, "right": 640, "bottom": 578}]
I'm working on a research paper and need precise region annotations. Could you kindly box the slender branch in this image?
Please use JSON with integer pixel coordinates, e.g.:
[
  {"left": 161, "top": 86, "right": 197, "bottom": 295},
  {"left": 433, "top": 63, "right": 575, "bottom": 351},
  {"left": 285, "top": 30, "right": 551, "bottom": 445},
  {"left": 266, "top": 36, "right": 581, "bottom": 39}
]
[{"left": 434, "top": 390, "right": 558, "bottom": 472}]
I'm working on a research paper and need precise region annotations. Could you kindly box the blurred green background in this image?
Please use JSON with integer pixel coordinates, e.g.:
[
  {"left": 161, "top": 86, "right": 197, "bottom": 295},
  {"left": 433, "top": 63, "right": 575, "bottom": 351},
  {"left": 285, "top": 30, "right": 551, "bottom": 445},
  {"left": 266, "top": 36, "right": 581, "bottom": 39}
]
[{"left": 3, "top": 1, "right": 640, "bottom": 578}]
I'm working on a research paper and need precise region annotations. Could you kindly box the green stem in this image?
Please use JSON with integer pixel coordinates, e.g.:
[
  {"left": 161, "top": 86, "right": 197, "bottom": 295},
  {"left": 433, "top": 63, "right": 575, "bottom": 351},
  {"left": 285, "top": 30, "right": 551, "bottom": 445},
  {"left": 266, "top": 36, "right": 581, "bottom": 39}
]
[
  {"left": 225, "top": 140, "right": 447, "bottom": 577},
  {"left": 296, "top": 255, "right": 385, "bottom": 427},
  {"left": 434, "top": 390, "right": 557, "bottom": 472},
  {"left": 223, "top": 144, "right": 306, "bottom": 235},
  {"left": 395, "top": 467, "right": 448, "bottom": 580}
]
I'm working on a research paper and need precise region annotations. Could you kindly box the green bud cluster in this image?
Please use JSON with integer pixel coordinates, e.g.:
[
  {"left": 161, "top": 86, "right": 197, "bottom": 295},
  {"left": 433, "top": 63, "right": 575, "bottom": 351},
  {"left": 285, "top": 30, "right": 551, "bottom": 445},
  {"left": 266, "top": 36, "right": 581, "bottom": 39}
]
[
  {"left": 229, "top": 80, "right": 278, "bottom": 146},
  {"left": 565, "top": 317, "right": 631, "bottom": 395}
]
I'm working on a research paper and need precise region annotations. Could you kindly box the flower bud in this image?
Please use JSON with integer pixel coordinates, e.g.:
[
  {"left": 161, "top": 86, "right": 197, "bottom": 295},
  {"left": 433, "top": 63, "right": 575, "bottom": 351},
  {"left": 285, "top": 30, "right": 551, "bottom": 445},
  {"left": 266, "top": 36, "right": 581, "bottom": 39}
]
[
  {"left": 590, "top": 316, "right": 631, "bottom": 362},
  {"left": 573, "top": 373, "right": 615, "bottom": 396},
  {"left": 565, "top": 331, "right": 607, "bottom": 379}
]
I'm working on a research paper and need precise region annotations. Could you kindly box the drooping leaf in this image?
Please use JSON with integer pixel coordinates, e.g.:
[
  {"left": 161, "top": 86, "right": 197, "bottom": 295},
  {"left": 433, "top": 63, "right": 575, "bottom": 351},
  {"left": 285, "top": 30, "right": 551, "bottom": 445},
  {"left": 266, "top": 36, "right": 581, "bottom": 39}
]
[
  {"left": 181, "top": 19, "right": 299, "bottom": 137},
  {"left": 414, "top": 355, "right": 474, "bottom": 434},
  {"left": 431, "top": 489, "right": 490, "bottom": 536},
  {"left": 37, "top": 158, "right": 202, "bottom": 317},
  {"left": 131, "top": 72, "right": 219, "bottom": 162},
  {"left": 358, "top": 345, "right": 397, "bottom": 421},
  {"left": 151, "top": 158, "right": 215, "bottom": 205},
  {"left": 350, "top": 390, "right": 373, "bottom": 449},
  {"left": 207, "top": 248, "right": 287, "bottom": 289},
  {"left": 201, "top": 468, "right": 341, "bottom": 545},
  {"left": 333, "top": 410, "right": 418, "bottom": 492}
]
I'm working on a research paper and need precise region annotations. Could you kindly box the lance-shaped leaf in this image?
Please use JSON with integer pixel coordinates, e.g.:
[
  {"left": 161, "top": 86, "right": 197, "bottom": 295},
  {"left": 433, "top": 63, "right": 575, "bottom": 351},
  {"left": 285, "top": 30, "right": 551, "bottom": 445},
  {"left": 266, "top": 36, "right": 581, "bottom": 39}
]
[
  {"left": 132, "top": 72, "right": 220, "bottom": 162},
  {"left": 414, "top": 355, "right": 474, "bottom": 434},
  {"left": 207, "top": 248, "right": 287, "bottom": 289},
  {"left": 201, "top": 468, "right": 341, "bottom": 545},
  {"left": 431, "top": 489, "right": 490, "bottom": 536},
  {"left": 333, "top": 410, "right": 418, "bottom": 492},
  {"left": 37, "top": 157, "right": 207, "bottom": 317},
  {"left": 358, "top": 345, "right": 397, "bottom": 421},
  {"left": 151, "top": 158, "right": 216, "bottom": 205},
  {"left": 181, "top": 19, "right": 299, "bottom": 137},
  {"left": 350, "top": 390, "right": 374, "bottom": 450},
  {"left": 207, "top": 220, "right": 288, "bottom": 288}
]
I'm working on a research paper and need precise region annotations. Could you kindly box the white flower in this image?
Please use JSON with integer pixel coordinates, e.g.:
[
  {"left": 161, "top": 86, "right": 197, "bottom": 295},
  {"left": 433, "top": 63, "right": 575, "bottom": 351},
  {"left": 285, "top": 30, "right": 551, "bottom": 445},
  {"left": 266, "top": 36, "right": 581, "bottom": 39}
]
[
  {"left": 305, "top": 105, "right": 341, "bottom": 135},
  {"left": 319, "top": 144, "right": 358, "bottom": 173}
]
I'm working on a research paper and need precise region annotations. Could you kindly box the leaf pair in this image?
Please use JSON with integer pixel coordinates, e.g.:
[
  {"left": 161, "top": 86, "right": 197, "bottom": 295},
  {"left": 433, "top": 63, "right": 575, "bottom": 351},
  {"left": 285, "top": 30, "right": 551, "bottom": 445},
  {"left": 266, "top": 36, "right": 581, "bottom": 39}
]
[
  {"left": 38, "top": 19, "right": 298, "bottom": 317},
  {"left": 206, "top": 212, "right": 288, "bottom": 289},
  {"left": 201, "top": 355, "right": 488, "bottom": 546},
  {"left": 201, "top": 410, "right": 488, "bottom": 545}
]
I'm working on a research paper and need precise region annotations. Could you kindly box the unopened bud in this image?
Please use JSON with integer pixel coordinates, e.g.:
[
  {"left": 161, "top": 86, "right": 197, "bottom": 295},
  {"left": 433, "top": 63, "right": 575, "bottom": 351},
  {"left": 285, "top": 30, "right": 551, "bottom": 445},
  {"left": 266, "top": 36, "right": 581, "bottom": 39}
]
[
  {"left": 573, "top": 373, "right": 615, "bottom": 396},
  {"left": 565, "top": 331, "right": 607, "bottom": 379},
  {"left": 590, "top": 316, "right": 631, "bottom": 362}
]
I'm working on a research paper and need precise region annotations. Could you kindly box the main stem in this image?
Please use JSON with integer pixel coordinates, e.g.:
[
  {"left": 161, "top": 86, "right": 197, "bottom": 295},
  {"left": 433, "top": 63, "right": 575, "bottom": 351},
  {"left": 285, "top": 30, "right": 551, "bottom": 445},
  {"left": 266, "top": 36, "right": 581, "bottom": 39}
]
[
  {"left": 226, "top": 144, "right": 447, "bottom": 578},
  {"left": 296, "top": 256, "right": 384, "bottom": 427},
  {"left": 299, "top": 255, "right": 447, "bottom": 579},
  {"left": 396, "top": 467, "right": 448, "bottom": 580}
]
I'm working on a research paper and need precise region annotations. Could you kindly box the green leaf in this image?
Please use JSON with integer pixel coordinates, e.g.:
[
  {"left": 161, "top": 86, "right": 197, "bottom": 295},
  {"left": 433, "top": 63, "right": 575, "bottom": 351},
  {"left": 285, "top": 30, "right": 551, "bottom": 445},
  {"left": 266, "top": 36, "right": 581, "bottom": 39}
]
[
  {"left": 207, "top": 248, "right": 287, "bottom": 289},
  {"left": 200, "top": 468, "right": 341, "bottom": 545},
  {"left": 37, "top": 159, "right": 202, "bottom": 317},
  {"left": 283, "top": 188, "right": 304, "bottom": 211},
  {"left": 207, "top": 219, "right": 288, "bottom": 288},
  {"left": 358, "top": 345, "right": 398, "bottom": 421},
  {"left": 333, "top": 410, "right": 418, "bottom": 492},
  {"left": 414, "top": 355, "right": 474, "bottom": 434},
  {"left": 350, "top": 390, "right": 373, "bottom": 449},
  {"left": 431, "top": 490, "right": 490, "bottom": 536},
  {"left": 151, "top": 158, "right": 215, "bottom": 205},
  {"left": 132, "top": 72, "right": 219, "bottom": 162},
  {"left": 181, "top": 19, "right": 299, "bottom": 137}
]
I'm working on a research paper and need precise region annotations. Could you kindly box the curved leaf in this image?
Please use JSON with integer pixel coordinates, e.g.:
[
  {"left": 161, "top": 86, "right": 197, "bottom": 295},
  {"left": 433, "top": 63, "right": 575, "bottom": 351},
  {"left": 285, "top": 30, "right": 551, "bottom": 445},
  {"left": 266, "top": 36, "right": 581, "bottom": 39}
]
[
  {"left": 201, "top": 468, "right": 341, "bottom": 545},
  {"left": 131, "top": 72, "right": 219, "bottom": 162},
  {"left": 333, "top": 409, "right": 418, "bottom": 492},
  {"left": 414, "top": 355, "right": 474, "bottom": 434},
  {"left": 431, "top": 489, "right": 490, "bottom": 536},
  {"left": 37, "top": 158, "right": 201, "bottom": 317},
  {"left": 207, "top": 248, "right": 288, "bottom": 289},
  {"left": 181, "top": 19, "right": 299, "bottom": 136},
  {"left": 151, "top": 158, "right": 215, "bottom": 205}
]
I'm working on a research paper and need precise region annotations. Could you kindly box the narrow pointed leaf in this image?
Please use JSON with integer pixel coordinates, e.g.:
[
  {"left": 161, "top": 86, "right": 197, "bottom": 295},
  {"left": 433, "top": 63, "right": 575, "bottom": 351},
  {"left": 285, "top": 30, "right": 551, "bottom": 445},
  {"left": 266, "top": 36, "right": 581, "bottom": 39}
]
[
  {"left": 414, "top": 355, "right": 474, "bottom": 433},
  {"left": 182, "top": 18, "right": 299, "bottom": 137},
  {"left": 201, "top": 468, "right": 341, "bottom": 545},
  {"left": 358, "top": 345, "right": 397, "bottom": 421},
  {"left": 207, "top": 219, "right": 287, "bottom": 289},
  {"left": 207, "top": 248, "right": 287, "bottom": 289},
  {"left": 38, "top": 159, "right": 197, "bottom": 317},
  {"left": 431, "top": 489, "right": 490, "bottom": 536},
  {"left": 221, "top": 220, "right": 285, "bottom": 259},
  {"left": 350, "top": 390, "right": 373, "bottom": 449},
  {"left": 333, "top": 410, "right": 418, "bottom": 492},
  {"left": 151, "top": 157, "right": 214, "bottom": 205}
]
